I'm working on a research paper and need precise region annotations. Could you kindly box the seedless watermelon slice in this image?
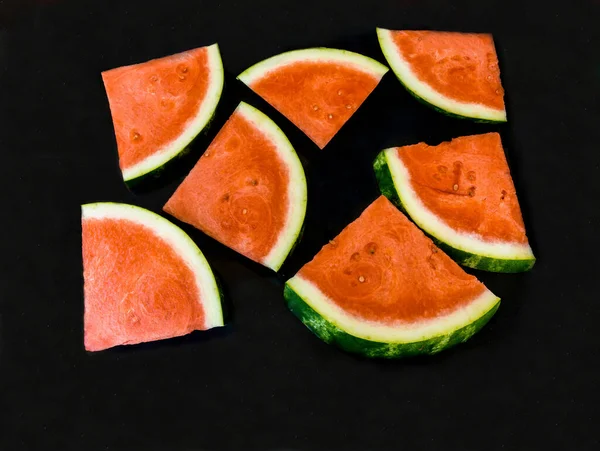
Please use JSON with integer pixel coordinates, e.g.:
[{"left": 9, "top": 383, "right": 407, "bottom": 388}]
[
  {"left": 102, "top": 44, "right": 224, "bottom": 184},
  {"left": 377, "top": 28, "right": 506, "bottom": 122},
  {"left": 374, "top": 133, "right": 535, "bottom": 273},
  {"left": 82, "top": 203, "right": 223, "bottom": 352},
  {"left": 238, "top": 48, "right": 388, "bottom": 149},
  {"left": 164, "top": 102, "right": 307, "bottom": 271},
  {"left": 284, "top": 196, "right": 500, "bottom": 358}
]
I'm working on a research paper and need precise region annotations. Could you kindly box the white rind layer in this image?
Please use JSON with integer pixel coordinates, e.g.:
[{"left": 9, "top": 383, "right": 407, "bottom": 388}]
[
  {"left": 237, "top": 47, "right": 389, "bottom": 85},
  {"left": 383, "top": 148, "right": 534, "bottom": 260},
  {"left": 376, "top": 28, "right": 507, "bottom": 122},
  {"left": 235, "top": 102, "right": 308, "bottom": 271},
  {"left": 82, "top": 202, "right": 224, "bottom": 328},
  {"left": 122, "top": 44, "right": 225, "bottom": 182},
  {"left": 287, "top": 275, "right": 499, "bottom": 343}
]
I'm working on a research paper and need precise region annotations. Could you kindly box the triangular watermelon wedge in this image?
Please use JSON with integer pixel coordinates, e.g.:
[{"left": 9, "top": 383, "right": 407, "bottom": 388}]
[
  {"left": 284, "top": 196, "right": 500, "bottom": 358},
  {"left": 82, "top": 203, "right": 223, "bottom": 352},
  {"left": 164, "top": 102, "right": 307, "bottom": 271},
  {"left": 374, "top": 132, "right": 535, "bottom": 272},
  {"left": 102, "top": 44, "right": 224, "bottom": 184},
  {"left": 377, "top": 28, "right": 507, "bottom": 122},
  {"left": 237, "top": 48, "right": 388, "bottom": 149}
]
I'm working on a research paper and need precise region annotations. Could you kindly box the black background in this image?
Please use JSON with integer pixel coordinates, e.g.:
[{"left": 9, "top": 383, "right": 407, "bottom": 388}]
[{"left": 1, "top": 0, "right": 599, "bottom": 450}]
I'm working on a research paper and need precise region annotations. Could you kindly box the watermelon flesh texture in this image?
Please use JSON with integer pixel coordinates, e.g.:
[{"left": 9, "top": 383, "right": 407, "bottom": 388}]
[
  {"left": 102, "top": 44, "right": 223, "bottom": 183},
  {"left": 82, "top": 203, "right": 223, "bottom": 352},
  {"left": 374, "top": 133, "right": 535, "bottom": 272},
  {"left": 164, "top": 102, "right": 307, "bottom": 271},
  {"left": 238, "top": 49, "right": 388, "bottom": 149},
  {"left": 377, "top": 29, "right": 506, "bottom": 122},
  {"left": 285, "top": 196, "right": 500, "bottom": 358}
]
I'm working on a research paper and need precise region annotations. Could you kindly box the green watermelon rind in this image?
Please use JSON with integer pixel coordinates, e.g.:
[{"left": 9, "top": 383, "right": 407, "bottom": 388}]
[
  {"left": 373, "top": 150, "right": 535, "bottom": 273},
  {"left": 123, "top": 144, "right": 194, "bottom": 188},
  {"left": 284, "top": 282, "right": 500, "bottom": 359},
  {"left": 234, "top": 102, "right": 308, "bottom": 272},
  {"left": 81, "top": 202, "right": 224, "bottom": 328},
  {"left": 113, "top": 44, "right": 225, "bottom": 185},
  {"left": 376, "top": 28, "right": 507, "bottom": 123}
]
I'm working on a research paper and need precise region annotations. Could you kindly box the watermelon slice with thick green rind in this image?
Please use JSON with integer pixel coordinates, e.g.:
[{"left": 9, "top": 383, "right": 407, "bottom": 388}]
[
  {"left": 373, "top": 133, "right": 535, "bottom": 273},
  {"left": 164, "top": 102, "right": 307, "bottom": 272},
  {"left": 102, "top": 44, "right": 224, "bottom": 184},
  {"left": 284, "top": 196, "right": 500, "bottom": 358},
  {"left": 377, "top": 28, "right": 507, "bottom": 122},
  {"left": 237, "top": 48, "right": 388, "bottom": 149},
  {"left": 82, "top": 202, "right": 223, "bottom": 352}
]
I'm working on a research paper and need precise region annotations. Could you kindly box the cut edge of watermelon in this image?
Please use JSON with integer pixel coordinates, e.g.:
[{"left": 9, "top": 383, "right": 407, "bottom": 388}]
[
  {"left": 376, "top": 28, "right": 507, "bottom": 123},
  {"left": 120, "top": 44, "right": 225, "bottom": 183},
  {"left": 284, "top": 275, "right": 500, "bottom": 357},
  {"left": 374, "top": 149, "right": 536, "bottom": 272},
  {"left": 81, "top": 202, "right": 224, "bottom": 328},
  {"left": 236, "top": 102, "right": 308, "bottom": 271},
  {"left": 237, "top": 47, "right": 389, "bottom": 86}
]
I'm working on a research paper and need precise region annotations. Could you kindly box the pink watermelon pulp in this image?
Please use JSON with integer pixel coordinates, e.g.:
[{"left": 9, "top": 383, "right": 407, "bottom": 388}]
[
  {"left": 164, "top": 102, "right": 307, "bottom": 271},
  {"left": 377, "top": 29, "right": 506, "bottom": 122},
  {"left": 82, "top": 203, "right": 222, "bottom": 351},
  {"left": 102, "top": 44, "right": 224, "bottom": 183},
  {"left": 374, "top": 133, "right": 535, "bottom": 272},
  {"left": 238, "top": 48, "right": 388, "bottom": 148},
  {"left": 284, "top": 196, "right": 500, "bottom": 358}
]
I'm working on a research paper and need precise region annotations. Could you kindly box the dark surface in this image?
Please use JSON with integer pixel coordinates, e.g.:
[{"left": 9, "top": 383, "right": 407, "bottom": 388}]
[{"left": 1, "top": 1, "right": 598, "bottom": 450}]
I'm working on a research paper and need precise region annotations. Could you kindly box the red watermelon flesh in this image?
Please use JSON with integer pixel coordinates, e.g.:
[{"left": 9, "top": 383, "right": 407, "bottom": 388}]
[
  {"left": 164, "top": 103, "right": 299, "bottom": 269},
  {"left": 390, "top": 30, "right": 504, "bottom": 111},
  {"left": 249, "top": 63, "right": 380, "bottom": 148},
  {"left": 83, "top": 216, "right": 205, "bottom": 351},
  {"left": 396, "top": 132, "right": 527, "bottom": 244},
  {"left": 298, "top": 196, "right": 487, "bottom": 324},
  {"left": 102, "top": 45, "right": 220, "bottom": 179},
  {"left": 238, "top": 49, "right": 388, "bottom": 149}
]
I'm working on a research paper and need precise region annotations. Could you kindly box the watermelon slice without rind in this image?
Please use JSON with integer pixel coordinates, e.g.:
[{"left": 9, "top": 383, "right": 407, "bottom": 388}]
[
  {"left": 82, "top": 203, "right": 223, "bottom": 352},
  {"left": 284, "top": 196, "right": 500, "bottom": 358},
  {"left": 238, "top": 48, "right": 388, "bottom": 149},
  {"left": 374, "top": 133, "right": 535, "bottom": 273},
  {"left": 102, "top": 44, "right": 224, "bottom": 184},
  {"left": 377, "top": 28, "right": 507, "bottom": 122},
  {"left": 164, "top": 102, "right": 307, "bottom": 272}
]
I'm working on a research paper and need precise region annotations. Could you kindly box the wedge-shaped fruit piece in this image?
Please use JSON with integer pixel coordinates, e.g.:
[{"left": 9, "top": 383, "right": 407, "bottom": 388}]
[
  {"left": 164, "top": 102, "right": 307, "bottom": 271},
  {"left": 377, "top": 28, "right": 506, "bottom": 122},
  {"left": 238, "top": 48, "right": 388, "bottom": 148},
  {"left": 102, "top": 44, "right": 224, "bottom": 184},
  {"left": 374, "top": 132, "right": 535, "bottom": 272},
  {"left": 284, "top": 196, "right": 500, "bottom": 358},
  {"left": 82, "top": 203, "right": 223, "bottom": 351}
]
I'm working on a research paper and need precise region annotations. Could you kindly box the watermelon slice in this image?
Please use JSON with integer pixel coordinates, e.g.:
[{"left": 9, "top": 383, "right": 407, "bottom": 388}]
[
  {"left": 284, "top": 196, "right": 500, "bottom": 358},
  {"left": 82, "top": 202, "right": 223, "bottom": 352},
  {"left": 373, "top": 132, "right": 535, "bottom": 273},
  {"left": 164, "top": 102, "right": 307, "bottom": 271},
  {"left": 377, "top": 28, "right": 506, "bottom": 122},
  {"left": 102, "top": 44, "right": 224, "bottom": 184},
  {"left": 237, "top": 48, "right": 388, "bottom": 149}
]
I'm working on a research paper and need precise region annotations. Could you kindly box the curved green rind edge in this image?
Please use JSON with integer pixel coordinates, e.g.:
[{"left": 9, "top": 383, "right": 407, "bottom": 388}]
[
  {"left": 403, "top": 84, "right": 506, "bottom": 124},
  {"left": 122, "top": 46, "right": 225, "bottom": 186},
  {"left": 284, "top": 284, "right": 500, "bottom": 359},
  {"left": 373, "top": 152, "right": 535, "bottom": 273},
  {"left": 376, "top": 29, "right": 506, "bottom": 124},
  {"left": 124, "top": 143, "right": 194, "bottom": 188},
  {"left": 284, "top": 221, "right": 306, "bottom": 265}
]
